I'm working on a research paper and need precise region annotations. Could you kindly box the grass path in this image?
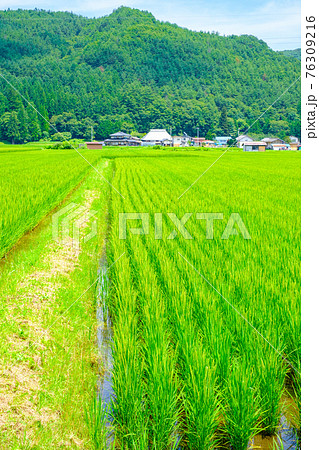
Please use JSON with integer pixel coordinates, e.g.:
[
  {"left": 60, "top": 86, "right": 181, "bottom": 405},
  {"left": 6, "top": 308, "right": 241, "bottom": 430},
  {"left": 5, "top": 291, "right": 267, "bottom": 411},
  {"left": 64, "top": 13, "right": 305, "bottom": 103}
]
[{"left": 0, "top": 160, "right": 110, "bottom": 448}]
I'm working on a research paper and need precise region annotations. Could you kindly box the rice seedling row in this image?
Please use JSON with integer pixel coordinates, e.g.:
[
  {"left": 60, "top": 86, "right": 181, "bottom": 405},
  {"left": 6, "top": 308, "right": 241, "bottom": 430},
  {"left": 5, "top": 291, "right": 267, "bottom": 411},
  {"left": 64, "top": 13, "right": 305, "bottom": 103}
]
[
  {"left": 0, "top": 148, "right": 103, "bottom": 258},
  {"left": 106, "top": 151, "right": 300, "bottom": 449}
]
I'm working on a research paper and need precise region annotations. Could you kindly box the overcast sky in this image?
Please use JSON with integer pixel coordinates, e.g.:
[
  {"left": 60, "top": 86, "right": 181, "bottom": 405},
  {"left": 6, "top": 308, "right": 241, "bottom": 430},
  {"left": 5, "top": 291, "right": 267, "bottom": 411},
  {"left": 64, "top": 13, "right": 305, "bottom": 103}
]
[{"left": 0, "top": 0, "right": 301, "bottom": 51}]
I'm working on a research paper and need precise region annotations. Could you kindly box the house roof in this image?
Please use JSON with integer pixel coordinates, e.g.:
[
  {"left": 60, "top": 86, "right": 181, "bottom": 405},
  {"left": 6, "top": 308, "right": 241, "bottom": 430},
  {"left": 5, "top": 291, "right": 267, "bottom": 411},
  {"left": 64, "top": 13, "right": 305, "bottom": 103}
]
[
  {"left": 271, "top": 143, "right": 289, "bottom": 146},
  {"left": 215, "top": 136, "right": 232, "bottom": 140},
  {"left": 141, "top": 129, "right": 172, "bottom": 141},
  {"left": 243, "top": 141, "right": 266, "bottom": 146},
  {"left": 261, "top": 137, "right": 285, "bottom": 143},
  {"left": 236, "top": 135, "right": 253, "bottom": 141},
  {"left": 109, "top": 131, "right": 132, "bottom": 138}
]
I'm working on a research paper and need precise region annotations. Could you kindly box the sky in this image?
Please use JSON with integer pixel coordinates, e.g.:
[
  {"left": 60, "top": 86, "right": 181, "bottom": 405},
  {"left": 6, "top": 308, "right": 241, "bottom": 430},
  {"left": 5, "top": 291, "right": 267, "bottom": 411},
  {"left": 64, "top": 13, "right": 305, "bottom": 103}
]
[{"left": 0, "top": 0, "right": 301, "bottom": 51}]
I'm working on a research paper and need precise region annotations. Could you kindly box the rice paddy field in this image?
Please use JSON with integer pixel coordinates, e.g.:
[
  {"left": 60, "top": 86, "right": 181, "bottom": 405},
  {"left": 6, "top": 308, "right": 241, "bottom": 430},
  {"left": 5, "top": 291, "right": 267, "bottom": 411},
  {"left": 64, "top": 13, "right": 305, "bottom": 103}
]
[
  {"left": 105, "top": 150, "right": 301, "bottom": 449},
  {"left": 0, "top": 145, "right": 300, "bottom": 449},
  {"left": 0, "top": 147, "right": 103, "bottom": 258}
]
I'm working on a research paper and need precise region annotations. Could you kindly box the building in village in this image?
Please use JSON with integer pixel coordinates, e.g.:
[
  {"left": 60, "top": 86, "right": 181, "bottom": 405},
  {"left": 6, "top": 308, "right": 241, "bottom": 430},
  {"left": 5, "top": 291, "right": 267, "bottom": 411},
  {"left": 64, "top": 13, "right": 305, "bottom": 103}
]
[
  {"left": 141, "top": 129, "right": 172, "bottom": 146},
  {"left": 271, "top": 143, "right": 290, "bottom": 150},
  {"left": 243, "top": 141, "right": 266, "bottom": 152},
  {"left": 261, "top": 137, "right": 287, "bottom": 149},
  {"left": 85, "top": 141, "right": 104, "bottom": 149},
  {"left": 289, "top": 136, "right": 301, "bottom": 150},
  {"left": 172, "top": 134, "right": 191, "bottom": 147},
  {"left": 202, "top": 140, "right": 217, "bottom": 147},
  {"left": 215, "top": 136, "right": 232, "bottom": 147},
  {"left": 104, "top": 131, "right": 141, "bottom": 146},
  {"left": 192, "top": 137, "right": 206, "bottom": 146},
  {"left": 236, "top": 135, "right": 254, "bottom": 148}
]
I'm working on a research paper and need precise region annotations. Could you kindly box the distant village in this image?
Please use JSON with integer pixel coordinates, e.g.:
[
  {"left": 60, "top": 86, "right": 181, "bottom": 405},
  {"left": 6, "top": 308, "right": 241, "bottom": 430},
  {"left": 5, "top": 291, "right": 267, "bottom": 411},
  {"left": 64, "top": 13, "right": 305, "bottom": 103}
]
[{"left": 85, "top": 129, "right": 301, "bottom": 151}]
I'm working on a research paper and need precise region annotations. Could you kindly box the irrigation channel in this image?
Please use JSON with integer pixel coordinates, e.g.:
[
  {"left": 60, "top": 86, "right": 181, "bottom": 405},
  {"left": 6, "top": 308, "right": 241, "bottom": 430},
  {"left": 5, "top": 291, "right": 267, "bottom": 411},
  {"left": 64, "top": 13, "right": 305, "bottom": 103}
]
[
  {"left": 96, "top": 255, "right": 115, "bottom": 447},
  {"left": 95, "top": 256, "right": 300, "bottom": 450}
]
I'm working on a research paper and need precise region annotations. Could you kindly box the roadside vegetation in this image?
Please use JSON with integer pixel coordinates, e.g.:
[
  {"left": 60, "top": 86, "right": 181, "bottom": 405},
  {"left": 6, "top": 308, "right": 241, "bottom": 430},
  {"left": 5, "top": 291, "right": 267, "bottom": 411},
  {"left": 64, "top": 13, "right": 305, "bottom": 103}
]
[{"left": 0, "top": 157, "right": 110, "bottom": 448}]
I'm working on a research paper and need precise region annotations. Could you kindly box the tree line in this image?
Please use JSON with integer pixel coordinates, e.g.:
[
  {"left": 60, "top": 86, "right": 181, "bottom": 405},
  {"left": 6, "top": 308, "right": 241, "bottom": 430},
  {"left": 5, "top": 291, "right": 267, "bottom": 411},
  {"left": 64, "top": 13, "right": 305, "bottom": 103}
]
[{"left": 0, "top": 7, "right": 301, "bottom": 144}]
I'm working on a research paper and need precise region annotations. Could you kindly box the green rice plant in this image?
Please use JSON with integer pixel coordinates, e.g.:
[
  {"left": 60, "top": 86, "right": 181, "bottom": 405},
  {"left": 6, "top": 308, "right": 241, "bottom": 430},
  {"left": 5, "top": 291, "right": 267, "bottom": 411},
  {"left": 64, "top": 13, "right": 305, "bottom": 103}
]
[
  {"left": 84, "top": 395, "right": 110, "bottom": 449},
  {"left": 0, "top": 148, "right": 104, "bottom": 258},
  {"left": 254, "top": 344, "right": 287, "bottom": 436},
  {"left": 106, "top": 150, "right": 300, "bottom": 446},
  {"left": 224, "top": 358, "right": 261, "bottom": 450},
  {"left": 180, "top": 341, "right": 220, "bottom": 449},
  {"left": 128, "top": 239, "right": 181, "bottom": 448}
]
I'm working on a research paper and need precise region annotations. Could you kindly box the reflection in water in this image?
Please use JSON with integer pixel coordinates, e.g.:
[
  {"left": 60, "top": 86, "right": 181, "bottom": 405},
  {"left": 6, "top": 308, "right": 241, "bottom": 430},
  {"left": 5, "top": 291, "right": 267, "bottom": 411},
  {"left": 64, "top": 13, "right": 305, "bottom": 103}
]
[
  {"left": 249, "top": 415, "right": 299, "bottom": 450},
  {"left": 96, "top": 257, "right": 114, "bottom": 446}
]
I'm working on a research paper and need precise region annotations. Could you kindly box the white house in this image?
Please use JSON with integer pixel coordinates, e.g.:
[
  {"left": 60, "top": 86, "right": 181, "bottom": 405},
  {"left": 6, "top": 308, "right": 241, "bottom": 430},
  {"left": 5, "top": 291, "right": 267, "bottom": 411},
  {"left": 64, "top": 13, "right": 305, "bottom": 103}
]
[
  {"left": 141, "top": 129, "right": 172, "bottom": 146},
  {"left": 236, "top": 135, "right": 253, "bottom": 148},
  {"left": 172, "top": 135, "right": 190, "bottom": 147},
  {"left": 271, "top": 143, "right": 290, "bottom": 150}
]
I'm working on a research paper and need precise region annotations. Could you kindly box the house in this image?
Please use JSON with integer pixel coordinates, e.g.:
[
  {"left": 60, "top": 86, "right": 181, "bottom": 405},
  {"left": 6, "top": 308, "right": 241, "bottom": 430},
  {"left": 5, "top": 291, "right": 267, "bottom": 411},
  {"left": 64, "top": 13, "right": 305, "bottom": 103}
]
[
  {"left": 203, "top": 140, "right": 217, "bottom": 148},
  {"left": 236, "top": 135, "right": 253, "bottom": 148},
  {"left": 261, "top": 137, "right": 286, "bottom": 149},
  {"left": 271, "top": 143, "right": 290, "bottom": 150},
  {"left": 172, "top": 134, "right": 190, "bottom": 147},
  {"left": 141, "top": 129, "right": 172, "bottom": 146},
  {"left": 85, "top": 141, "right": 104, "bottom": 149},
  {"left": 192, "top": 137, "right": 206, "bottom": 146},
  {"left": 289, "top": 136, "right": 301, "bottom": 150},
  {"left": 104, "top": 131, "right": 141, "bottom": 146},
  {"left": 215, "top": 136, "right": 232, "bottom": 147},
  {"left": 243, "top": 141, "right": 266, "bottom": 152}
]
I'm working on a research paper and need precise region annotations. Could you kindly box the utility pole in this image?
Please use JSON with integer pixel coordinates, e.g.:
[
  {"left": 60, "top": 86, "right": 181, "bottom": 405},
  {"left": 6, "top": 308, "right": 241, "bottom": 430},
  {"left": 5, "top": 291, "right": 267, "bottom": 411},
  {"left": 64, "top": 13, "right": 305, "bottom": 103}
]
[
  {"left": 197, "top": 127, "right": 199, "bottom": 147},
  {"left": 91, "top": 126, "right": 94, "bottom": 141}
]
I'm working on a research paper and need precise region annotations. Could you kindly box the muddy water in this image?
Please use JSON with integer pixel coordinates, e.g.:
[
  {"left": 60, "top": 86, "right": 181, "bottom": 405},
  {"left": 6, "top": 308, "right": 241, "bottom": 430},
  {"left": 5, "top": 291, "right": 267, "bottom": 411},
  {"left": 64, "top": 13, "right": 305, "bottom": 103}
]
[
  {"left": 249, "top": 416, "right": 299, "bottom": 449},
  {"left": 96, "top": 256, "right": 115, "bottom": 446}
]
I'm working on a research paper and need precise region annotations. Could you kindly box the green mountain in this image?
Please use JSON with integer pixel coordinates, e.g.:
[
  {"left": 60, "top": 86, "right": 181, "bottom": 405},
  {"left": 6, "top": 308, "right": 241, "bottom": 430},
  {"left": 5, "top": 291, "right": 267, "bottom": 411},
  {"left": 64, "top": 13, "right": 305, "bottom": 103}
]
[
  {"left": 280, "top": 48, "right": 301, "bottom": 61},
  {"left": 0, "top": 7, "right": 301, "bottom": 142}
]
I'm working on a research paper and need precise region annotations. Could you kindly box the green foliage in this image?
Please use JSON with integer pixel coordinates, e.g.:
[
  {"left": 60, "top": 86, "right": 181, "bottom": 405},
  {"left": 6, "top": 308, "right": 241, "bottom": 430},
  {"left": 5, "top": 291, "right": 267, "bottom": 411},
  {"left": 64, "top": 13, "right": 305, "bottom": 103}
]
[
  {"left": 0, "top": 111, "right": 20, "bottom": 144},
  {"left": 0, "top": 148, "right": 102, "bottom": 258},
  {"left": 51, "top": 131, "right": 72, "bottom": 141},
  {"left": 0, "top": 7, "right": 300, "bottom": 142},
  {"left": 280, "top": 48, "right": 301, "bottom": 61}
]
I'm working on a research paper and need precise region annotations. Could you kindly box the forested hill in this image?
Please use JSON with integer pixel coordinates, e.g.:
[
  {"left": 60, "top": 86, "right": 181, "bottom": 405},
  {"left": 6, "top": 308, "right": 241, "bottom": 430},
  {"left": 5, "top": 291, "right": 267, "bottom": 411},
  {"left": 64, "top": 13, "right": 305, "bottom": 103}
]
[
  {"left": 0, "top": 7, "right": 301, "bottom": 143},
  {"left": 280, "top": 49, "right": 301, "bottom": 61}
]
